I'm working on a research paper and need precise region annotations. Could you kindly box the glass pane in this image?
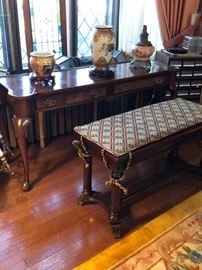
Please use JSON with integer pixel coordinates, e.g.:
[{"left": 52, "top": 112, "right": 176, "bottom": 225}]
[
  {"left": 77, "top": 0, "right": 113, "bottom": 57},
  {"left": 29, "top": 0, "right": 62, "bottom": 58},
  {"left": 17, "top": 0, "right": 28, "bottom": 69},
  {"left": 0, "top": 0, "right": 8, "bottom": 71},
  {"left": 0, "top": 23, "right": 6, "bottom": 70}
]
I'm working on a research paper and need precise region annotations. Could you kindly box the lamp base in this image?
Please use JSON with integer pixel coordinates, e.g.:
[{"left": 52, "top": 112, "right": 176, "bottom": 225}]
[{"left": 89, "top": 66, "right": 114, "bottom": 77}]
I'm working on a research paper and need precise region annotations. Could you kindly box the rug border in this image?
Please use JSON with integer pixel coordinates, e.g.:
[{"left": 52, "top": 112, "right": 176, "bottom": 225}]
[{"left": 74, "top": 190, "right": 202, "bottom": 270}]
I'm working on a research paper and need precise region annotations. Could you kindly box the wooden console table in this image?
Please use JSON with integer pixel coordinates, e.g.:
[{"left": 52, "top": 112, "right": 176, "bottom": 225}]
[{"left": 0, "top": 62, "right": 176, "bottom": 191}]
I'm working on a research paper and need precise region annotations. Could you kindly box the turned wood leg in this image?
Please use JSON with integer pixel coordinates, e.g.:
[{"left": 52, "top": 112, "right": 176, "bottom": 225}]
[
  {"left": 93, "top": 100, "right": 98, "bottom": 121},
  {"left": 72, "top": 139, "right": 93, "bottom": 204},
  {"left": 82, "top": 154, "right": 92, "bottom": 196},
  {"left": 108, "top": 170, "right": 125, "bottom": 239},
  {"left": 38, "top": 111, "right": 45, "bottom": 149},
  {"left": 12, "top": 115, "right": 31, "bottom": 191}
]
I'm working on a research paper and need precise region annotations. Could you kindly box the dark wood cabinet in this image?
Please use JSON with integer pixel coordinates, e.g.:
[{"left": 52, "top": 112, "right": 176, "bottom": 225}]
[{"left": 155, "top": 50, "right": 202, "bottom": 101}]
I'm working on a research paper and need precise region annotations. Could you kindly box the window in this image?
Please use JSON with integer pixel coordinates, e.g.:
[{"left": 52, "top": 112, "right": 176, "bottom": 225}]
[
  {"left": 18, "top": 0, "right": 67, "bottom": 69},
  {"left": 0, "top": 0, "right": 22, "bottom": 73},
  {"left": 0, "top": 0, "right": 162, "bottom": 74},
  {"left": 17, "top": 0, "right": 28, "bottom": 69},
  {"left": 0, "top": 0, "right": 8, "bottom": 71},
  {"left": 76, "top": 0, "right": 113, "bottom": 57},
  {"left": 118, "top": 0, "right": 162, "bottom": 55}
]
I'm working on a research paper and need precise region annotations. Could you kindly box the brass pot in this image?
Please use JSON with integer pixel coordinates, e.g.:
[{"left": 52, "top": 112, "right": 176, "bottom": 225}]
[{"left": 29, "top": 51, "right": 55, "bottom": 77}]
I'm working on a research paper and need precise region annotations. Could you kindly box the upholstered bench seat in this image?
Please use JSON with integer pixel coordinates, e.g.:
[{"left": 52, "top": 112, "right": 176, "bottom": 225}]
[
  {"left": 74, "top": 98, "right": 202, "bottom": 157},
  {"left": 73, "top": 98, "right": 202, "bottom": 238}
]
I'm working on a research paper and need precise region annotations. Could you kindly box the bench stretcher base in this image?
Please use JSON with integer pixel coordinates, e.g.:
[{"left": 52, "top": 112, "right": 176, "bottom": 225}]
[{"left": 73, "top": 126, "right": 202, "bottom": 238}]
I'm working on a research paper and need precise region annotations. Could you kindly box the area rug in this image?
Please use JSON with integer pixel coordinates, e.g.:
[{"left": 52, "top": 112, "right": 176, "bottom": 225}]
[{"left": 74, "top": 191, "right": 202, "bottom": 270}]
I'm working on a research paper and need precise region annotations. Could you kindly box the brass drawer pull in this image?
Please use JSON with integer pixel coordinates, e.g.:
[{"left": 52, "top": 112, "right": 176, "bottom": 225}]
[
  {"left": 116, "top": 84, "right": 128, "bottom": 93},
  {"left": 93, "top": 88, "right": 105, "bottom": 98},
  {"left": 43, "top": 97, "right": 56, "bottom": 107}
]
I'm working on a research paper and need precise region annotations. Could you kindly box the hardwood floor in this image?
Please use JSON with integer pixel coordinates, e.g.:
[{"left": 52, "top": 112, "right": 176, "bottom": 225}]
[{"left": 0, "top": 134, "right": 201, "bottom": 270}]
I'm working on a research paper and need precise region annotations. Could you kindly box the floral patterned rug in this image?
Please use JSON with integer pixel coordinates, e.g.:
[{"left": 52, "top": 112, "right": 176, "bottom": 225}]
[
  {"left": 110, "top": 207, "right": 202, "bottom": 269},
  {"left": 74, "top": 191, "right": 202, "bottom": 270}
]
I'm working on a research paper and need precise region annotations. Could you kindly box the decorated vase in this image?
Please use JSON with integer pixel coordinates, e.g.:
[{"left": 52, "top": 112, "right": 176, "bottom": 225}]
[
  {"left": 91, "top": 25, "right": 116, "bottom": 71},
  {"left": 29, "top": 51, "right": 55, "bottom": 77},
  {"left": 131, "top": 25, "right": 155, "bottom": 70},
  {"left": 131, "top": 45, "right": 155, "bottom": 62}
]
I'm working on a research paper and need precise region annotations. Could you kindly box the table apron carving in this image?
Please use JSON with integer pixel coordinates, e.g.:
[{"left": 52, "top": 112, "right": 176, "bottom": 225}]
[{"left": 36, "top": 87, "right": 107, "bottom": 111}]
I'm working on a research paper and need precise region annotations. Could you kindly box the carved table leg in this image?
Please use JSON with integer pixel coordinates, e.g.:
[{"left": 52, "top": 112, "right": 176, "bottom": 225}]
[
  {"left": 72, "top": 139, "right": 93, "bottom": 204},
  {"left": 12, "top": 115, "right": 31, "bottom": 191},
  {"left": 38, "top": 111, "right": 45, "bottom": 149}
]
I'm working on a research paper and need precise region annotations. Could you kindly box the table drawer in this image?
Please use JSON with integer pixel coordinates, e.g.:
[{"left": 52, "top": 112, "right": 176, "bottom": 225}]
[
  {"left": 36, "top": 87, "right": 107, "bottom": 110},
  {"left": 113, "top": 75, "right": 167, "bottom": 94}
]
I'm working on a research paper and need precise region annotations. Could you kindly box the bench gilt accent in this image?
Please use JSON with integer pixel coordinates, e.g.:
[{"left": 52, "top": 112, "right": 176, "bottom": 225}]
[{"left": 73, "top": 98, "right": 202, "bottom": 238}]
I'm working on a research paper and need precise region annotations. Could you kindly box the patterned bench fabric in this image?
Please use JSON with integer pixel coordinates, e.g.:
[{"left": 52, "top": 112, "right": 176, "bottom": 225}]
[{"left": 74, "top": 98, "right": 202, "bottom": 157}]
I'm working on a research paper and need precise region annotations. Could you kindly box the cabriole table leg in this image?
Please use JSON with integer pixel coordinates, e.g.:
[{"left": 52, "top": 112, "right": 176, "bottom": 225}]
[{"left": 12, "top": 115, "right": 31, "bottom": 191}]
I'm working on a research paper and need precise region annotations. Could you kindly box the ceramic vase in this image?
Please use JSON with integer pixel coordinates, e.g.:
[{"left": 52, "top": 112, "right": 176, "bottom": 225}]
[
  {"left": 131, "top": 25, "right": 155, "bottom": 70},
  {"left": 91, "top": 25, "right": 116, "bottom": 71},
  {"left": 29, "top": 51, "right": 55, "bottom": 77}
]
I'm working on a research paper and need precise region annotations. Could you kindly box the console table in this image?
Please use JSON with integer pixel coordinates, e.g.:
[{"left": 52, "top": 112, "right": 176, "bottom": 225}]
[{"left": 0, "top": 62, "right": 176, "bottom": 191}]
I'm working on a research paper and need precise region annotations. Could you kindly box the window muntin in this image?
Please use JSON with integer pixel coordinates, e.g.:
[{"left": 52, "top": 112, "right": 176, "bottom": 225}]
[
  {"left": 29, "top": 0, "right": 62, "bottom": 58},
  {"left": 77, "top": 0, "right": 113, "bottom": 57}
]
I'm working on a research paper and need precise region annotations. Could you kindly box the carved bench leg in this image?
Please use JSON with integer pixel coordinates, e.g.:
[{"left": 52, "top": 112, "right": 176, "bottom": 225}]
[
  {"left": 105, "top": 169, "right": 129, "bottom": 239},
  {"left": 82, "top": 155, "right": 92, "bottom": 196},
  {"left": 72, "top": 139, "right": 93, "bottom": 205},
  {"left": 109, "top": 170, "right": 123, "bottom": 238}
]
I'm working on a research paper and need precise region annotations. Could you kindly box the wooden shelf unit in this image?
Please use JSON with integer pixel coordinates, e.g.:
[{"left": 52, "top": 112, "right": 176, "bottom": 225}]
[{"left": 155, "top": 50, "right": 202, "bottom": 100}]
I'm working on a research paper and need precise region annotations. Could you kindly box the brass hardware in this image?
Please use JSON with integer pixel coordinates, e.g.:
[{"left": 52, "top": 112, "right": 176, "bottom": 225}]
[
  {"left": 93, "top": 88, "right": 105, "bottom": 98},
  {"left": 102, "top": 150, "right": 132, "bottom": 195},
  {"left": 72, "top": 137, "right": 90, "bottom": 168},
  {"left": 106, "top": 176, "right": 128, "bottom": 195},
  {"left": 117, "top": 84, "right": 128, "bottom": 93},
  {"left": 43, "top": 97, "right": 56, "bottom": 107},
  {"left": 0, "top": 132, "right": 14, "bottom": 174},
  {"left": 114, "top": 84, "right": 129, "bottom": 94}
]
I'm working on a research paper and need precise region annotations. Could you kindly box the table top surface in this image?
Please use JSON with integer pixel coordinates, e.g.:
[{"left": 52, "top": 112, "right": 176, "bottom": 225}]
[{"left": 0, "top": 62, "right": 169, "bottom": 98}]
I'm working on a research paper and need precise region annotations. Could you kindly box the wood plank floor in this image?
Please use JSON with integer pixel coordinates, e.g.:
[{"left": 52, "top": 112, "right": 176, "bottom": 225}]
[{"left": 0, "top": 134, "right": 201, "bottom": 270}]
